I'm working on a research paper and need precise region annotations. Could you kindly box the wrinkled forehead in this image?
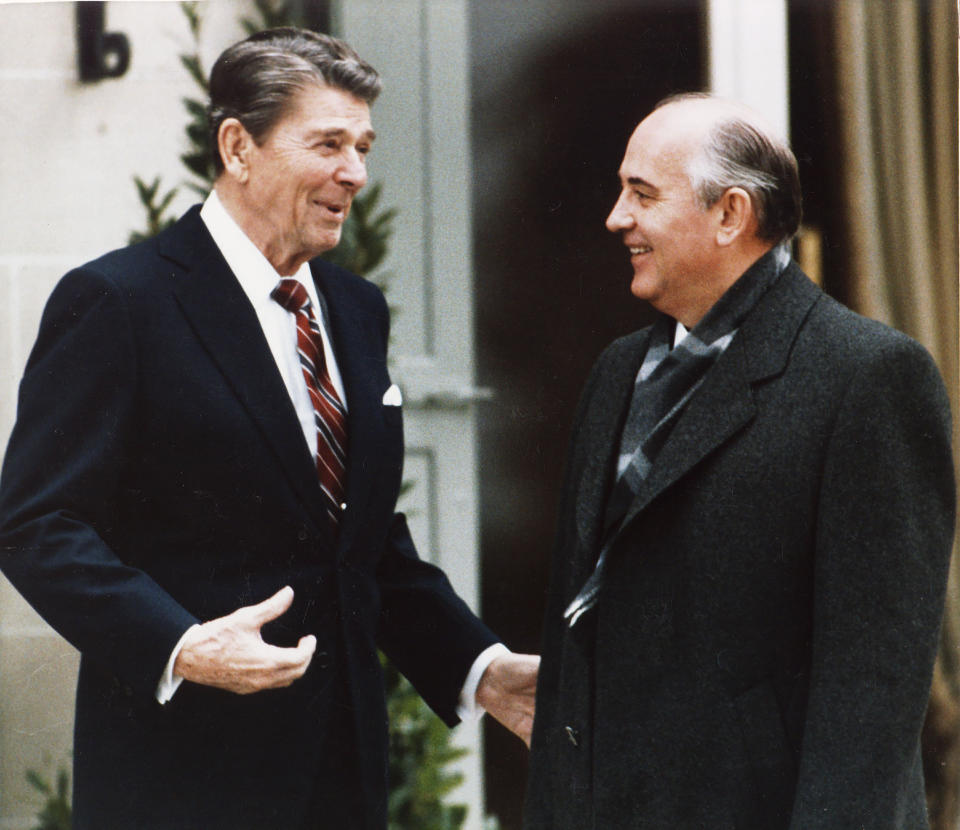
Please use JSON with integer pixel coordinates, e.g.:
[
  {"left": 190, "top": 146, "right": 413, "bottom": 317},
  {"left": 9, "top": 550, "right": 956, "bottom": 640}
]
[
  {"left": 620, "top": 108, "right": 704, "bottom": 184},
  {"left": 635, "top": 96, "right": 776, "bottom": 156},
  {"left": 278, "top": 81, "right": 375, "bottom": 135}
]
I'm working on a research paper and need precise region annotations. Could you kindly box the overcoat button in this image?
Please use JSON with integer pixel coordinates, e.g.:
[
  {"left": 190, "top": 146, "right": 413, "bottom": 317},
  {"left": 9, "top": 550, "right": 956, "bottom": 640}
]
[
  {"left": 564, "top": 726, "right": 580, "bottom": 746},
  {"left": 297, "top": 528, "right": 309, "bottom": 541},
  {"left": 315, "top": 650, "right": 331, "bottom": 669}
]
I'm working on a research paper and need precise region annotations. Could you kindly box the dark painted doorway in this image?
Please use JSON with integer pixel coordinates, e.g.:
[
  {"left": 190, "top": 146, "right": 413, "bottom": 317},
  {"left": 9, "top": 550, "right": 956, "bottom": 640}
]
[{"left": 470, "top": 3, "right": 704, "bottom": 825}]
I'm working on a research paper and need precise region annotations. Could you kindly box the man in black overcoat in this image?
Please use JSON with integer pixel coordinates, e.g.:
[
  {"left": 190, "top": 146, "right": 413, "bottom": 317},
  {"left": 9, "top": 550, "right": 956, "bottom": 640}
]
[
  {"left": 0, "top": 28, "right": 537, "bottom": 830},
  {"left": 524, "top": 93, "right": 955, "bottom": 829}
]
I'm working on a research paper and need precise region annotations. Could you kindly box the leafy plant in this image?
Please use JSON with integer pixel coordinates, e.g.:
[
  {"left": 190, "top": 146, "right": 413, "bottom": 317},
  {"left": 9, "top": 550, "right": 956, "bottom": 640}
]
[
  {"left": 25, "top": 763, "right": 71, "bottom": 830},
  {"left": 177, "top": 3, "right": 216, "bottom": 195},
  {"left": 384, "top": 657, "right": 469, "bottom": 830},
  {"left": 128, "top": 176, "right": 178, "bottom": 244},
  {"left": 240, "top": 0, "right": 304, "bottom": 35}
]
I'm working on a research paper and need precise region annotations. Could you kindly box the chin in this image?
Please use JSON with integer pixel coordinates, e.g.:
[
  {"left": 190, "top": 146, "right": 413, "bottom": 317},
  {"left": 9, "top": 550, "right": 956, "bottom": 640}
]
[
  {"left": 313, "top": 230, "right": 342, "bottom": 255},
  {"left": 629, "top": 275, "right": 656, "bottom": 301}
]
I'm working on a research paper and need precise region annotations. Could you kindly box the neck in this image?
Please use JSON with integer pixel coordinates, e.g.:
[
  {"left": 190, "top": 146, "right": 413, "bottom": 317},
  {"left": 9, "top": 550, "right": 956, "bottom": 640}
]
[
  {"left": 213, "top": 181, "right": 306, "bottom": 276},
  {"left": 676, "top": 241, "right": 776, "bottom": 328}
]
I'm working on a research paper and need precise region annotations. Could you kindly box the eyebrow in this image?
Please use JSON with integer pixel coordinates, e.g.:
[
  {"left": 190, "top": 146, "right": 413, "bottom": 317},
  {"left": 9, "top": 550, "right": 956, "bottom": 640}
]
[
  {"left": 625, "top": 175, "right": 659, "bottom": 195},
  {"left": 308, "top": 127, "right": 377, "bottom": 143}
]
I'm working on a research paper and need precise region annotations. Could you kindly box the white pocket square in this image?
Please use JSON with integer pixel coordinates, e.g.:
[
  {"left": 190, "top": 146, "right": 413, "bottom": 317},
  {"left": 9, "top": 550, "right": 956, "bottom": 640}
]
[{"left": 382, "top": 384, "right": 403, "bottom": 406}]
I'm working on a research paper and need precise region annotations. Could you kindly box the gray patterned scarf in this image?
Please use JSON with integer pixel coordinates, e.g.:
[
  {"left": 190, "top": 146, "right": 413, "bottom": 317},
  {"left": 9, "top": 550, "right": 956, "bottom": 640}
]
[{"left": 565, "top": 246, "right": 789, "bottom": 627}]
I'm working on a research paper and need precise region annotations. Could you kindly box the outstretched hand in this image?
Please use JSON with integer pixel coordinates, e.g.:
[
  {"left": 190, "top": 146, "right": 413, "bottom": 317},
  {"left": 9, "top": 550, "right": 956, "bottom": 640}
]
[
  {"left": 174, "top": 586, "right": 316, "bottom": 695},
  {"left": 476, "top": 652, "right": 540, "bottom": 747}
]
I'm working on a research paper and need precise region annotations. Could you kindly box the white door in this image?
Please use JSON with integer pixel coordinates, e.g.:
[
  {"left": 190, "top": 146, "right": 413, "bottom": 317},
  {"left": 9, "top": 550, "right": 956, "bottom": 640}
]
[{"left": 334, "top": 2, "right": 488, "bottom": 826}]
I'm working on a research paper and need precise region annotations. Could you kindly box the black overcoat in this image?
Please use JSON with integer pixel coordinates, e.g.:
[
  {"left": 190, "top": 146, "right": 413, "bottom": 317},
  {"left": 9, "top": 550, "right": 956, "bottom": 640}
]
[
  {"left": 0, "top": 207, "right": 497, "bottom": 829},
  {"left": 524, "top": 262, "right": 955, "bottom": 829}
]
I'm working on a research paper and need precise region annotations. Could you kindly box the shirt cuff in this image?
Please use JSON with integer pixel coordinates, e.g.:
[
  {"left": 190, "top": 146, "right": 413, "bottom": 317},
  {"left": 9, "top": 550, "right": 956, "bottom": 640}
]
[
  {"left": 155, "top": 624, "right": 200, "bottom": 705},
  {"left": 456, "top": 642, "right": 511, "bottom": 723}
]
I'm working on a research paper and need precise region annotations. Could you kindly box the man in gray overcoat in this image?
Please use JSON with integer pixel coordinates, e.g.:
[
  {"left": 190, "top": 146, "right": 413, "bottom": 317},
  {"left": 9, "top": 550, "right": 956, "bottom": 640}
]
[{"left": 524, "top": 93, "right": 955, "bottom": 829}]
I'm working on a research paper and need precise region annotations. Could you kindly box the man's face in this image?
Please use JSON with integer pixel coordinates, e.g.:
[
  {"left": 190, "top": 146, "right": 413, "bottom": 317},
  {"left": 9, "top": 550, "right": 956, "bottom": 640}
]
[
  {"left": 605, "top": 106, "right": 719, "bottom": 324},
  {"left": 242, "top": 82, "right": 374, "bottom": 268}
]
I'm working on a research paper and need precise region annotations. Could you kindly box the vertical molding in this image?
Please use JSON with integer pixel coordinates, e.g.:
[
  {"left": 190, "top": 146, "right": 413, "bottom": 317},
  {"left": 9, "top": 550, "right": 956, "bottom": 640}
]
[
  {"left": 402, "top": 447, "right": 440, "bottom": 563},
  {"left": 418, "top": 2, "right": 436, "bottom": 355},
  {"left": 334, "top": 0, "right": 475, "bottom": 376},
  {"left": 707, "top": 0, "right": 790, "bottom": 138},
  {"left": 423, "top": 0, "right": 474, "bottom": 378}
]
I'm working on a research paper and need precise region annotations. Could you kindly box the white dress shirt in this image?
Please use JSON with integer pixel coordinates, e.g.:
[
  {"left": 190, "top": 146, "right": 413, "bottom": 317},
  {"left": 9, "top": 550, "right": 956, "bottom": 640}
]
[
  {"left": 157, "top": 191, "right": 500, "bottom": 721},
  {"left": 202, "top": 190, "right": 347, "bottom": 449}
]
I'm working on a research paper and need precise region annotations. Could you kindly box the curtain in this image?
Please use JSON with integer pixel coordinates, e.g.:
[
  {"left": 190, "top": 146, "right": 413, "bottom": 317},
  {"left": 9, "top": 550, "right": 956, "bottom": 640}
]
[{"left": 833, "top": 1, "right": 959, "bottom": 827}]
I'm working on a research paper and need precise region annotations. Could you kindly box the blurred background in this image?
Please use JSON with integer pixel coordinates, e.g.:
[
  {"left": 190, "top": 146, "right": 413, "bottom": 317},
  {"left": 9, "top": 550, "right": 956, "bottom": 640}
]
[{"left": 0, "top": 2, "right": 956, "bottom": 829}]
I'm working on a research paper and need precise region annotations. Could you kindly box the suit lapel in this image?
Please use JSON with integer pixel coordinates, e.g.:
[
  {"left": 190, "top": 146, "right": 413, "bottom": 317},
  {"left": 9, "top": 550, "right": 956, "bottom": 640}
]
[
  {"left": 159, "top": 208, "right": 332, "bottom": 537},
  {"left": 609, "top": 263, "right": 821, "bottom": 544}
]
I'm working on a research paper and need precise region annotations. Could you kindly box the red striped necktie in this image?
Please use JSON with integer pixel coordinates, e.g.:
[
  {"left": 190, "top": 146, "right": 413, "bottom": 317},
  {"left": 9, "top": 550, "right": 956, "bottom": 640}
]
[{"left": 271, "top": 278, "right": 347, "bottom": 526}]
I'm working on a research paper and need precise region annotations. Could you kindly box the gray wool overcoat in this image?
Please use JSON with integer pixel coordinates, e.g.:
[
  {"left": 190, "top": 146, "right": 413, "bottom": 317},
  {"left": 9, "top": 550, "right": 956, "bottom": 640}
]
[{"left": 524, "top": 260, "right": 955, "bottom": 829}]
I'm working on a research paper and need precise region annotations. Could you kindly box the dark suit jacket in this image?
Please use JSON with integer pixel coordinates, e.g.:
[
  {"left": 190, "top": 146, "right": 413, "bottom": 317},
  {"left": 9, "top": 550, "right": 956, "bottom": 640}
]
[
  {"left": 524, "top": 261, "right": 955, "bottom": 829},
  {"left": 0, "top": 207, "right": 498, "bottom": 830}
]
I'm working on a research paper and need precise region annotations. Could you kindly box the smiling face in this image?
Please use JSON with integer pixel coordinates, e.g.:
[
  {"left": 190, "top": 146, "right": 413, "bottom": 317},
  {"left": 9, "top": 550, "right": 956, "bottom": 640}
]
[
  {"left": 227, "top": 82, "right": 375, "bottom": 274},
  {"left": 605, "top": 105, "right": 724, "bottom": 326}
]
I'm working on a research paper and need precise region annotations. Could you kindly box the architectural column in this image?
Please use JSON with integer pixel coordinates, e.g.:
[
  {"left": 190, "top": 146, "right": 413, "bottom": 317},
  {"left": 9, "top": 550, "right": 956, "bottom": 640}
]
[{"left": 707, "top": 0, "right": 790, "bottom": 138}]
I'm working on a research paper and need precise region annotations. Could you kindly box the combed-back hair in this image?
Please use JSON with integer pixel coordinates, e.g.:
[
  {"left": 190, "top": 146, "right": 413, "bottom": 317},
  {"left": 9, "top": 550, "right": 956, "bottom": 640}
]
[{"left": 208, "top": 27, "right": 381, "bottom": 175}]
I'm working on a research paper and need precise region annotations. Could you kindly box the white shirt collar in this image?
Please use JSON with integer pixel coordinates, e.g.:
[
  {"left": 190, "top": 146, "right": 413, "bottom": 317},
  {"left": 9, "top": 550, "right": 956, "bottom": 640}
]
[
  {"left": 199, "top": 189, "right": 319, "bottom": 309},
  {"left": 197, "top": 188, "right": 347, "bottom": 411},
  {"left": 673, "top": 321, "right": 689, "bottom": 349}
]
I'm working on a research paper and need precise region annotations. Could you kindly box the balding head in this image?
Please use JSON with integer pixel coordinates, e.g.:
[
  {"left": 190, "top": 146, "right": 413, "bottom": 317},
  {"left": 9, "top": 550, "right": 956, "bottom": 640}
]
[
  {"left": 652, "top": 93, "right": 802, "bottom": 244},
  {"left": 606, "top": 93, "right": 801, "bottom": 326}
]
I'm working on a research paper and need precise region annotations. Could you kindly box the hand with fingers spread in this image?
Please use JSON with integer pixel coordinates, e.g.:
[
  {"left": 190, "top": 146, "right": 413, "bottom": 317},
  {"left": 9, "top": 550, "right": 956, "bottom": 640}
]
[
  {"left": 174, "top": 585, "right": 316, "bottom": 695},
  {"left": 476, "top": 652, "right": 540, "bottom": 747}
]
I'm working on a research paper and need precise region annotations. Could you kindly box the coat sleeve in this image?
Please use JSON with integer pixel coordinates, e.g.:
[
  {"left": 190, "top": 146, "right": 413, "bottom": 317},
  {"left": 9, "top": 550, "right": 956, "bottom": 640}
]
[
  {"left": 375, "top": 512, "right": 500, "bottom": 725},
  {"left": 789, "top": 335, "right": 955, "bottom": 827},
  {"left": 0, "top": 267, "right": 198, "bottom": 700}
]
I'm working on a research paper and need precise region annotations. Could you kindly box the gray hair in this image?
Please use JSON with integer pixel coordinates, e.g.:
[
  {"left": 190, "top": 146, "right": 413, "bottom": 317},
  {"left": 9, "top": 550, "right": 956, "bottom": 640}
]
[
  {"left": 656, "top": 93, "right": 802, "bottom": 244},
  {"left": 208, "top": 28, "right": 382, "bottom": 176}
]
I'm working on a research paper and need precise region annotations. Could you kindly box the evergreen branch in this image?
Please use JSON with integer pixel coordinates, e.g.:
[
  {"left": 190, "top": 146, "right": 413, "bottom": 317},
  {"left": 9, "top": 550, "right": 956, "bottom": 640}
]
[
  {"left": 179, "top": 53, "right": 207, "bottom": 91},
  {"left": 181, "top": 1, "right": 202, "bottom": 39},
  {"left": 241, "top": 0, "right": 301, "bottom": 34},
  {"left": 182, "top": 97, "right": 207, "bottom": 121},
  {"left": 129, "top": 176, "right": 179, "bottom": 244},
  {"left": 25, "top": 770, "right": 50, "bottom": 796},
  {"left": 26, "top": 763, "right": 71, "bottom": 830}
]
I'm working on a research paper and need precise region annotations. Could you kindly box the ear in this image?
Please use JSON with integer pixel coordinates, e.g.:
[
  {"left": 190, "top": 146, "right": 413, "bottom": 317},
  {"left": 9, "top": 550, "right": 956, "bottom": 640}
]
[
  {"left": 218, "top": 118, "right": 254, "bottom": 184},
  {"left": 714, "top": 187, "right": 755, "bottom": 247}
]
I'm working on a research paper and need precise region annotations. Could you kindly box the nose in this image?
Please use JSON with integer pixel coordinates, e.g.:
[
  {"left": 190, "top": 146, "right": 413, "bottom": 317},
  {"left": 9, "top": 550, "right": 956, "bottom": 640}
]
[
  {"left": 335, "top": 149, "right": 368, "bottom": 191},
  {"left": 606, "top": 191, "right": 633, "bottom": 233}
]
